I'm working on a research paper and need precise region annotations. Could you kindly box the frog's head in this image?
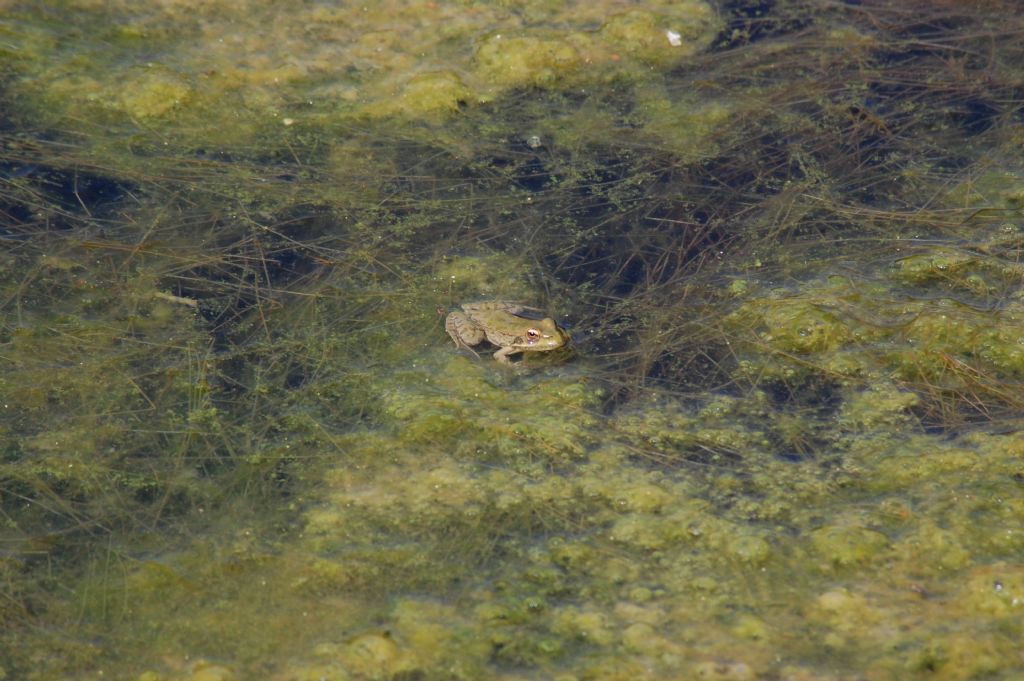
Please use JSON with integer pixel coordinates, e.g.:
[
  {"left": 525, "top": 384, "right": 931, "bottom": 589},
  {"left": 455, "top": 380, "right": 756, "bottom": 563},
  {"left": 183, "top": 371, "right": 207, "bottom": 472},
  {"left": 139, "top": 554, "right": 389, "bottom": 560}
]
[{"left": 515, "top": 317, "right": 570, "bottom": 352}]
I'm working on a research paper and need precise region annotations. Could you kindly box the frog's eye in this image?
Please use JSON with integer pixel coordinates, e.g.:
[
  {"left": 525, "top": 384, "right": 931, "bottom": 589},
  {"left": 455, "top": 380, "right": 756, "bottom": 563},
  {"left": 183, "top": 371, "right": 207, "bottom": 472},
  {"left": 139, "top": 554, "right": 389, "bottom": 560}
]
[{"left": 526, "top": 328, "right": 542, "bottom": 342}]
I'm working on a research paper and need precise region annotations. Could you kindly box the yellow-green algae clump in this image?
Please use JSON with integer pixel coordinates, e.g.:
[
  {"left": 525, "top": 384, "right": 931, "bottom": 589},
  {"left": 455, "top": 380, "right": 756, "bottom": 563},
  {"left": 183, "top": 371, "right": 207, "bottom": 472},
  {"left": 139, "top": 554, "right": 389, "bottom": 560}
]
[{"left": 4, "top": 0, "right": 722, "bottom": 148}]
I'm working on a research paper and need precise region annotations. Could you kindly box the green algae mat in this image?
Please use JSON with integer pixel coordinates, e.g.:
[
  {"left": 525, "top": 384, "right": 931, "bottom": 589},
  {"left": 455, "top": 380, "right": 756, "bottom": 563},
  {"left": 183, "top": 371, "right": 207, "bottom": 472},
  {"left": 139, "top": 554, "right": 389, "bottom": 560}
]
[{"left": 2, "top": 1, "right": 1024, "bottom": 679}]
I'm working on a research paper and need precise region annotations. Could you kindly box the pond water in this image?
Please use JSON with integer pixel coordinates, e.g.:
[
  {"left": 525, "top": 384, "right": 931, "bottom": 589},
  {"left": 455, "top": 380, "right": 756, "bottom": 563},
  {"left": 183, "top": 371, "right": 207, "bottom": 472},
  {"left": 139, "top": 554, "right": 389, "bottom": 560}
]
[{"left": 2, "top": 1, "right": 1024, "bottom": 680}]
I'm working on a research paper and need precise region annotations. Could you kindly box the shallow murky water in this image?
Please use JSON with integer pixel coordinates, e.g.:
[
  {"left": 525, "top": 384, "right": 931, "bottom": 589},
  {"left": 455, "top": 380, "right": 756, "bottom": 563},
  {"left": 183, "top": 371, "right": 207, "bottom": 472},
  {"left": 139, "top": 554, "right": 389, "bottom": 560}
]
[{"left": 2, "top": 1, "right": 1024, "bottom": 679}]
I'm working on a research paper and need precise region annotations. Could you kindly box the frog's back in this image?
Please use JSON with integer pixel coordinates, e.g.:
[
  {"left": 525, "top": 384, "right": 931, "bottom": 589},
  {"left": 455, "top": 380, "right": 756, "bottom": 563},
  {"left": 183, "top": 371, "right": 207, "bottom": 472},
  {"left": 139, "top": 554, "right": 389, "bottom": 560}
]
[{"left": 461, "top": 301, "right": 525, "bottom": 316}]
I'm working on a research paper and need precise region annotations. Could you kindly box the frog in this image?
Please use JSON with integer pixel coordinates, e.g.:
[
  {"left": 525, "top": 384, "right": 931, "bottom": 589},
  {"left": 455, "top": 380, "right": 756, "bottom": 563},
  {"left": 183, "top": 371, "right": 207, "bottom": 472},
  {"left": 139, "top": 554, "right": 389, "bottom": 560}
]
[{"left": 444, "top": 301, "right": 570, "bottom": 364}]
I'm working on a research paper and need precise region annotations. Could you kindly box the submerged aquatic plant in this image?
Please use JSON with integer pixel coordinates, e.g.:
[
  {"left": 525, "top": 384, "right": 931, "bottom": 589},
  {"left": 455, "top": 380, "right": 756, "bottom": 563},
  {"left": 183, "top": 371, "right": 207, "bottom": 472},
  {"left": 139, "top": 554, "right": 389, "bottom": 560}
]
[{"left": 2, "top": 0, "right": 1024, "bottom": 679}]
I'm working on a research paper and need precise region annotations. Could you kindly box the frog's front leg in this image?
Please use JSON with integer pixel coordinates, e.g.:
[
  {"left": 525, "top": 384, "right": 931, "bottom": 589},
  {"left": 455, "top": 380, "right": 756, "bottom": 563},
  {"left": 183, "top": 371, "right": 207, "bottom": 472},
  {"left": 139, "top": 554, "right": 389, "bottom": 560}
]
[
  {"left": 445, "top": 311, "right": 485, "bottom": 353},
  {"left": 492, "top": 346, "right": 522, "bottom": 364}
]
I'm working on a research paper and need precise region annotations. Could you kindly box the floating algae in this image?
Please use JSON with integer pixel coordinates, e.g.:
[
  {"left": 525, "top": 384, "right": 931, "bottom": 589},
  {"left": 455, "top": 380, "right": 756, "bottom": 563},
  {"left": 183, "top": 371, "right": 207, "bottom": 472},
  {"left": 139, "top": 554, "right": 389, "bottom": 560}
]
[{"left": 2, "top": 1, "right": 1024, "bottom": 680}]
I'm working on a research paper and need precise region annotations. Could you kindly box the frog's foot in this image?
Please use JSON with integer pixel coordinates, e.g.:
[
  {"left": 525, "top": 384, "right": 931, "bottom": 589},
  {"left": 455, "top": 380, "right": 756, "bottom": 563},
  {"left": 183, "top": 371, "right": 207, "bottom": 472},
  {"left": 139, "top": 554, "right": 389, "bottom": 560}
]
[{"left": 492, "top": 347, "right": 522, "bottom": 364}]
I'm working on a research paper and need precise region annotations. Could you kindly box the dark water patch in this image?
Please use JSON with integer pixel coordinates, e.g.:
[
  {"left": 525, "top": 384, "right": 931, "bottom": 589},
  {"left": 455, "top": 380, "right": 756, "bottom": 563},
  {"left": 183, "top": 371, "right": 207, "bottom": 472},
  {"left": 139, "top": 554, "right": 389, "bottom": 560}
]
[
  {"left": 948, "top": 96, "right": 1005, "bottom": 137},
  {"left": 865, "top": 75, "right": 1007, "bottom": 144},
  {"left": 712, "top": 0, "right": 814, "bottom": 50},
  {"left": 167, "top": 213, "right": 330, "bottom": 339},
  {"left": 50, "top": 168, "right": 132, "bottom": 214},
  {"left": 914, "top": 393, "right": 1023, "bottom": 437},
  {"left": 193, "top": 148, "right": 237, "bottom": 163},
  {"left": 543, "top": 169, "right": 723, "bottom": 298},
  {"left": 485, "top": 136, "right": 556, "bottom": 193},
  {"left": 877, "top": 3, "right": 977, "bottom": 46},
  {"left": 698, "top": 133, "right": 807, "bottom": 201},
  {"left": 0, "top": 159, "right": 137, "bottom": 235},
  {"left": 762, "top": 375, "right": 842, "bottom": 415},
  {"left": 670, "top": 351, "right": 733, "bottom": 391}
]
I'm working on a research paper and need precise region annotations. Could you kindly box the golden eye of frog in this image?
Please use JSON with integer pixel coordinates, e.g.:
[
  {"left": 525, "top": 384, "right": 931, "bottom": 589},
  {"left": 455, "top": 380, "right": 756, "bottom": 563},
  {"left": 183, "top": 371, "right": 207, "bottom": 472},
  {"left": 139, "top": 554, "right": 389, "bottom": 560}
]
[{"left": 444, "top": 301, "right": 570, "bottom": 364}]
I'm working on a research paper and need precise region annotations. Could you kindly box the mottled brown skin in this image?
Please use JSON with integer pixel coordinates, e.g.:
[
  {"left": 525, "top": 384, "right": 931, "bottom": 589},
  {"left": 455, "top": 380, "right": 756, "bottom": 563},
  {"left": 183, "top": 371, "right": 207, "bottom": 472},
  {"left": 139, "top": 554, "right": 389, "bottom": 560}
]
[{"left": 445, "top": 301, "right": 569, "bottom": 363}]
